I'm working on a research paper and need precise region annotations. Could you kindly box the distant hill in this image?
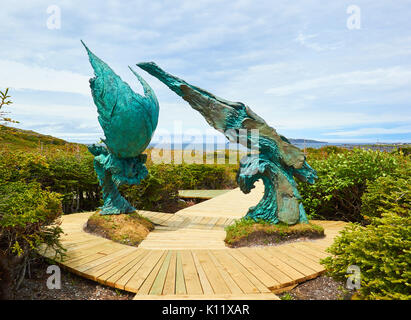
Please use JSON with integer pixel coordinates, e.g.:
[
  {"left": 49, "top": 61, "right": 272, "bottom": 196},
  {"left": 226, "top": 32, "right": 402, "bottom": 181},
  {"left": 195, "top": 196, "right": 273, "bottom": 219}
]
[
  {"left": 0, "top": 125, "right": 86, "bottom": 152},
  {"left": 0, "top": 124, "right": 327, "bottom": 153},
  {"left": 288, "top": 138, "right": 327, "bottom": 144}
]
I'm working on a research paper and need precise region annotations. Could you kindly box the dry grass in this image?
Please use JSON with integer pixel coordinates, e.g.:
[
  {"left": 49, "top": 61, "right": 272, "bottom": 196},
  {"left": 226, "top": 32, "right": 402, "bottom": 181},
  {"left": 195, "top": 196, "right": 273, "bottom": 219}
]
[
  {"left": 225, "top": 218, "right": 325, "bottom": 248},
  {"left": 85, "top": 211, "right": 154, "bottom": 247}
]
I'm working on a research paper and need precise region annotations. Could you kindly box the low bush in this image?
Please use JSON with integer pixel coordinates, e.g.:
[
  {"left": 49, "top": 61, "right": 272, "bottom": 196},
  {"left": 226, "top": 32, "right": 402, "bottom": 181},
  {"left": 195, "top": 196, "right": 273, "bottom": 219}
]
[
  {"left": 0, "top": 181, "right": 64, "bottom": 299},
  {"left": 361, "top": 173, "right": 410, "bottom": 220},
  {"left": 122, "top": 163, "right": 236, "bottom": 212},
  {"left": 321, "top": 212, "right": 410, "bottom": 300},
  {"left": 0, "top": 148, "right": 237, "bottom": 214},
  {"left": 299, "top": 148, "right": 401, "bottom": 222}
]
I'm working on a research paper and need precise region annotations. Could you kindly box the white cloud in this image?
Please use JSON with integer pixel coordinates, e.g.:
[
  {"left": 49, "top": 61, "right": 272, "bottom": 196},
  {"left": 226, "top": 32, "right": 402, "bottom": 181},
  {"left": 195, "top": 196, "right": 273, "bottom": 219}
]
[
  {"left": 324, "top": 126, "right": 411, "bottom": 137},
  {"left": 0, "top": 60, "right": 90, "bottom": 95},
  {"left": 11, "top": 102, "right": 97, "bottom": 120},
  {"left": 265, "top": 67, "right": 411, "bottom": 96},
  {"left": 0, "top": 1, "right": 410, "bottom": 143},
  {"left": 272, "top": 112, "right": 411, "bottom": 130},
  {"left": 295, "top": 32, "right": 343, "bottom": 52}
]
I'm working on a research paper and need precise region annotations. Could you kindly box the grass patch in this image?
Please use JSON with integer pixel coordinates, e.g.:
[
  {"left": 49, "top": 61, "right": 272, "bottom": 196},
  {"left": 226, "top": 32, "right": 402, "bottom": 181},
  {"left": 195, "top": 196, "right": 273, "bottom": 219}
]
[
  {"left": 84, "top": 211, "right": 154, "bottom": 247},
  {"left": 224, "top": 218, "right": 325, "bottom": 248}
]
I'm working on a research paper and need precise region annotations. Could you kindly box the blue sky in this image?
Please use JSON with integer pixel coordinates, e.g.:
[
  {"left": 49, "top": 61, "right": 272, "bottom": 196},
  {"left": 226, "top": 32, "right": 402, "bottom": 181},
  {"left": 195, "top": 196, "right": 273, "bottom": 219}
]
[{"left": 1, "top": 0, "right": 410, "bottom": 144}]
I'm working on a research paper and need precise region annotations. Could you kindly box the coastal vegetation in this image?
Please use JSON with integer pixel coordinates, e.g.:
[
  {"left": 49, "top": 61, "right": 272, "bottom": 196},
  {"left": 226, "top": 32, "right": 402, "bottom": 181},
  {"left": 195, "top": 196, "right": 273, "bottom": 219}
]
[
  {"left": 224, "top": 218, "right": 324, "bottom": 247},
  {"left": 0, "top": 122, "right": 409, "bottom": 299}
]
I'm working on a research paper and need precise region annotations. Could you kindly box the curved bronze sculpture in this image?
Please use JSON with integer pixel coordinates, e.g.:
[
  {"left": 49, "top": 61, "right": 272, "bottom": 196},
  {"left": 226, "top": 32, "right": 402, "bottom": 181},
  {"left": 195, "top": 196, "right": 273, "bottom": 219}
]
[
  {"left": 138, "top": 62, "right": 317, "bottom": 224},
  {"left": 82, "top": 42, "right": 159, "bottom": 215}
]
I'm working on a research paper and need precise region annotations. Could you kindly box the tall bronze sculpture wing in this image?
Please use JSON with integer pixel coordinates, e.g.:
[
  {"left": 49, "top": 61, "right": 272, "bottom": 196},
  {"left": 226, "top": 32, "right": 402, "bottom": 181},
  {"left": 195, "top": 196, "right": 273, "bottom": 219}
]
[
  {"left": 138, "top": 62, "right": 317, "bottom": 224},
  {"left": 82, "top": 42, "right": 159, "bottom": 214}
]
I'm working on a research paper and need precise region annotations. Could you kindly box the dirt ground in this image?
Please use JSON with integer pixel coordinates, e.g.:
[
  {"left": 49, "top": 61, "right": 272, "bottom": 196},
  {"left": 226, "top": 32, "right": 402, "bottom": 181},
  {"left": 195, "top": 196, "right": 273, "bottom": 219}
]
[
  {"left": 12, "top": 258, "right": 134, "bottom": 300},
  {"left": 279, "top": 275, "right": 354, "bottom": 300}
]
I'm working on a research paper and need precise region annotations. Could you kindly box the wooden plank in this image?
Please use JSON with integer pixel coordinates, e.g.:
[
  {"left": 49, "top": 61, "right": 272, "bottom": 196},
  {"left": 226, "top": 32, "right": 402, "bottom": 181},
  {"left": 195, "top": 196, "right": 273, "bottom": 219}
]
[
  {"left": 125, "top": 250, "right": 165, "bottom": 293},
  {"left": 255, "top": 248, "right": 305, "bottom": 281},
  {"left": 290, "top": 242, "right": 329, "bottom": 259},
  {"left": 76, "top": 247, "right": 136, "bottom": 274},
  {"left": 239, "top": 248, "right": 294, "bottom": 289},
  {"left": 162, "top": 251, "right": 177, "bottom": 295},
  {"left": 229, "top": 250, "right": 279, "bottom": 288},
  {"left": 60, "top": 239, "right": 105, "bottom": 250},
  {"left": 180, "top": 251, "right": 203, "bottom": 295},
  {"left": 139, "top": 211, "right": 163, "bottom": 218},
  {"left": 207, "top": 250, "right": 243, "bottom": 294},
  {"left": 225, "top": 219, "right": 235, "bottom": 227},
  {"left": 194, "top": 250, "right": 231, "bottom": 294},
  {"left": 62, "top": 243, "right": 121, "bottom": 267},
  {"left": 305, "top": 240, "right": 331, "bottom": 251},
  {"left": 205, "top": 217, "right": 220, "bottom": 229},
  {"left": 267, "top": 247, "right": 320, "bottom": 277},
  {"left": 114, "top": 250, "right": 154, "bottom": 290},
  {"left": 60, "top": 240, "right": 112, "bottom": 257},
  {"left": 70, "top": 248, "right": 132, "bottom": 276},
  {"left": 175, "top": 217, "right": 192, "bottom": 229},
  {"left": 196, "top": 217, "right": 213, "bottom": 229},
  {"left": 212, "top": 217, "right": 228, "bottom": 230},
  {"left": 64, "top": 251, "right": 109, "bottom": 270},
  {"left": 299, "top": 241, "right": 329, "bottom": 255},
  {"left": 175, "top": 252, "right": 187, "bottom": 295},
  {"left": 134, "top": 293, "right": 280, "bottom": 300},
  {"left": 165, "top": 215, "right": 185, "bottom": 228},
  {"left": 137, "top": 251, "right": 168, "bottom": 295},
  {"left": 213, "top": 250, "right": 271, "bottom": 293},
  {"left": 211, "top": 250, "right": 259, "bottom": 294},
  {"left": 191, "top": 251, "right": 214, "bottom": 295},
  {"left": 276, "top": 246, "right": 324, "bottom": 273},
  {"left": 184, "top": 215, "right": 205, "bottom": 229},
  {"left": 149, "top": 251, "right": 173, "bottom": 295},
  {"left": 105, "top": 250, "right": 149, "bottom": 286},
  {"left": 150, "top": 213, "right": 175, "bottom": 225},
  {"left": 178, "top": 189, "right": 230, "bottom": 199},
  {"left": 100, "top": 250, "right": 146, "bottom": 285},
  {"left": 81, "top": 248, "right": 138, "bottom": 279}
]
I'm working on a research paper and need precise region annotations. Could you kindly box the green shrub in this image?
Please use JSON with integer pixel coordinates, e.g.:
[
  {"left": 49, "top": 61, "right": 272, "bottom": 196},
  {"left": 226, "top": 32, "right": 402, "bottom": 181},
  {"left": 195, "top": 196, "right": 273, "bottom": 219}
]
[
  {"left": 299, "top": 149, "right": 400, "bottom": 222},
  {"left": 0, "top": 149, "right": 101, "bottom": 213},
  {"left": 361, "top": 171, "right": 410, "bottom": 220},
  {"left": 0, "top": 148, "right": 237, "bottom": 214},
  {"left": 122, "top": 163, "right": 236, "bottom": 212},
  {"left": 305, "top": 145, "right": 349, "bottom": 160},
  {"left": 0, "top": 181, "right": 64, "bottom": 299},
  {"left": 321, "top": 212, "right": 411, "bottom": 300},
  {"left": 392, "top": 146, "right": 411, "bottom": 156}
]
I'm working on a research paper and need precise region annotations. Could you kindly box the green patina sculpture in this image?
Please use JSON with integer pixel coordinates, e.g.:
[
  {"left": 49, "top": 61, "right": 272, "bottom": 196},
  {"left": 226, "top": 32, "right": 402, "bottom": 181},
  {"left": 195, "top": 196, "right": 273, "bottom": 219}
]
[
  {"left": 137, "top": 62, "right": 317, "bottom": 225},
  {"left": 82, "top": 42, "right": 159, "bottom": 215}
]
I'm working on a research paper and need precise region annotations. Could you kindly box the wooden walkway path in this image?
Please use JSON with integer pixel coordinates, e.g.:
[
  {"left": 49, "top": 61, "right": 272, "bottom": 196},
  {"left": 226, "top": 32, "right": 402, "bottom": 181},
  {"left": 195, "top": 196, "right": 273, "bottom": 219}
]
[
  {"left": 40, "top": 183, "right": 346, "bottom": 300},
  {"left": 178, "top": 189, "right": 231, "bottom": 200}
]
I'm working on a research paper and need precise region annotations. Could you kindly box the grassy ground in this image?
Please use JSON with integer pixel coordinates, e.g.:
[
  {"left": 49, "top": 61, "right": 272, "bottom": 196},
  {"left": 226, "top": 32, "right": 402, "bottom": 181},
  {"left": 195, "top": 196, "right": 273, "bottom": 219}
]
[
  {"left": 225, "top": 218, "right": 324, "bottom": 247},
  {"left": 0, "top": 124, "right": 86, "bottom": 152},
  {"left": 85, "top": 211, "right": 154, "bottom": 246}
]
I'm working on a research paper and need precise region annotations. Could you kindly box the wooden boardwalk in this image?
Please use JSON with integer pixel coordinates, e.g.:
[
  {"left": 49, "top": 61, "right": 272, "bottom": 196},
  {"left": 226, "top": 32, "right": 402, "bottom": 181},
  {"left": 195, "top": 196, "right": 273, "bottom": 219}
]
[
  {"left": 178, "top": 189, "right": 231, "bottom": 200},
  {"left": 40, "top": 184, "right": 346, "bottom": 300}
]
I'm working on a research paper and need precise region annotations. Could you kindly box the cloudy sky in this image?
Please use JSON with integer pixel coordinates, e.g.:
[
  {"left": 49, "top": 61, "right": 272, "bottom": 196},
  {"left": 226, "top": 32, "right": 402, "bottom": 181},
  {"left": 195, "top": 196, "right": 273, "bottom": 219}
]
[{"left": 1, "top": 0, "right": 410, "bottom": 144}]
